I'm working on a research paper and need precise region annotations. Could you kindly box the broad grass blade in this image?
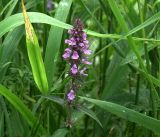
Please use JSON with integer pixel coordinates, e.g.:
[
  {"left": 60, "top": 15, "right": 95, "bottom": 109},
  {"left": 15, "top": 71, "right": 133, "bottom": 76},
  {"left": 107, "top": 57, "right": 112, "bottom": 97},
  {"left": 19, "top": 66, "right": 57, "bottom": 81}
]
[
  {"left": 1, "top": 12, "right": 160, "bottom": 42},
  {"left": 81, "top": 96, "right": 160, "bottom": 135},
  {"left": 21, "top": 0, "right": 48, "bottom": 93},
  {"left": 44, "top": 0, "right": 73, "bottom": 88}
]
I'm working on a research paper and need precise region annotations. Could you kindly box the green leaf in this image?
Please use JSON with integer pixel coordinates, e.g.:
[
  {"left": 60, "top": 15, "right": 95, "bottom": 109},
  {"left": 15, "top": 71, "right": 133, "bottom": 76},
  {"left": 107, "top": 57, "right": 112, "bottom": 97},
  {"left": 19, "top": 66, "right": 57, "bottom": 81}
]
[
  {"left": 5, "top": 0, "right": 18, "bottom": 18},
  {"left": 102, "top": 54, "right": 129, "bottom": 99},
  {"left": 0, "top": 111, "right": 4, "bottom": 137},
  {"left": 0, "top": 84, "right": 45, "bottom": 135},
  {"left": 51, "top": 128, "right": 68, "bottom": 137},
  {"left": 121, "top": 43, "right": 157, "bottom": 65},
  {"left": 0, "top": 12, "right": 72, "bottom": 38},
  {"left": 0, "top": 26, "right": 24, "bottom": 82},
  {"left": 0, "top": 0, "right": 14, "bottom": 16},
  {"left": 78, "top": 106, "right": 103, "bottom": 128},
  {"left": 0, "top": 96, "right": 12, "bottom": 137},
  {"left": 21, "top": 0, "right": 48, "bottom": 93},
  {"left": 44, "top": 0, "right": 73, "bottom": 88},
  {"left": 132, "top": 66, "right": 160, "bottom": 88},
  {"left": 80, "top": 96, "right": 160, "bottom": 135},
  {"left": 107, "top": 0, "right": 159, "bottom": 118},
  {"left": 126, "top": 12, "right": 160, "bottom": 37}
]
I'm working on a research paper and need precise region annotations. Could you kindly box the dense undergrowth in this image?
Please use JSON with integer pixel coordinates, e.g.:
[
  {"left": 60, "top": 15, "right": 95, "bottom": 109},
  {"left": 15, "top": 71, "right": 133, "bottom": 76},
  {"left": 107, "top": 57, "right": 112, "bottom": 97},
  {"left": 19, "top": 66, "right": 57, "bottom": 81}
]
[{"left": 0, "top": 0, "right": 160, "bottom": 137}]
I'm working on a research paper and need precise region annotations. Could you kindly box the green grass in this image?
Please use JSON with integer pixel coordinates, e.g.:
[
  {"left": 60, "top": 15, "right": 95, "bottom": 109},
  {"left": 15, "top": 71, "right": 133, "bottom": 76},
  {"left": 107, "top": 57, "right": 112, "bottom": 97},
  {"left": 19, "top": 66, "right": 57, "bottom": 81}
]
[{"left": 0, "top": 0, "right": 160, "bottom": 137}]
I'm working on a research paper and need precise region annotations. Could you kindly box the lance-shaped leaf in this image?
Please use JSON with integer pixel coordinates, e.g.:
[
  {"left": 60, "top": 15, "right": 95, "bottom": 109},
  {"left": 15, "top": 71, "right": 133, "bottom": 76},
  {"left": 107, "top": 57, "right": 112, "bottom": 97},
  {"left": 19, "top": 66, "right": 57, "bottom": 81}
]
[
  {"left": 21, "top": 0, "right": 48, "bottom": 93},
  {"left": 44, "top": 0, "right": 73, "bottom": 89},
  {"left": 80, "top": 96, "right": 160, "bottom": 135}
]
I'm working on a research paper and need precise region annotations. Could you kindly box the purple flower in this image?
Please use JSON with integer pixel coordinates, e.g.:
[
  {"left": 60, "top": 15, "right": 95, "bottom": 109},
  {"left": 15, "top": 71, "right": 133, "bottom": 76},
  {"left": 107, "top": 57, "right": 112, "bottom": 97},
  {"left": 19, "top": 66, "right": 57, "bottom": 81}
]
[
  {"left": 67, "top": 90, "right": 75, "bottom": 101},
  {"left": 83, "top": 49, "right": 91, "bottom": 55},
  {"left": 62, "top": 48, "right": 72, "bottom": 59},
  {"left": 68, "top": 29, "right": 75, "bottom": 35},
  {"left": 82, "top": 33, "right": 87, "bottom": 39},
  {"left": 71, "top": 64, "right": 78, "bottom": 74},
  {"left": 83, "top": 40, "right": 89, "bottom": 45},
  {"left": 72, "top": 51, "right": 79, "bottom": 59},
  {"left": 82, "top": 59, "right": 92, "bottom": 65},
  {"left": 79, "top": 43, "right": 84, "bottom": 47},
  {"left": 65, "top": 38, "right": 76, "bottom": 46},
  {"left": 47, "top": 0, "right": 53, "bottom": 11}
]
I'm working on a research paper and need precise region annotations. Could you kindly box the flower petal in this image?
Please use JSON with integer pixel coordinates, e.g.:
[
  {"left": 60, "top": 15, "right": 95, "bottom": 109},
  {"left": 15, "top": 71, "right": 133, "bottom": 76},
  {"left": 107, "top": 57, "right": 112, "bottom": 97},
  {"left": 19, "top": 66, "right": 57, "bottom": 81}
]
[
  {"left": 83, "top": 49, "right": 91, "bottom": 55},
  {"left": 80, "top": 68, "right": 88, "bottom": 76},
  {"left": 67, "top": 90, "right": 75, "bottom": 101},
  {"left": 79, "top": 43, "right": 84, "bottom": 47},
  {"left": 82, "top": 59, "right": 92, "bottom": 65},
  {"left": 72, "top": 51, "right": 79, "bottom": 59},
  {"left": 71, "top": 64, "right": 78, "bottom": 74}
]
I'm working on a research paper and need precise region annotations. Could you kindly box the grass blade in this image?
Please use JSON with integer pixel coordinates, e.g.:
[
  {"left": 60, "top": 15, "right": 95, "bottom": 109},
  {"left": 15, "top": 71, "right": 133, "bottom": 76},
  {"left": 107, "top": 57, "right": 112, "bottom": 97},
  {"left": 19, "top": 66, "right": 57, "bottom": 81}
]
[
  {"left": 0, "top": 111, "right": 4, "bottom": 137},
  {"left": 21, "top": 0, "right": 48, "bottom": 93},
  {"left": 44, "top": 0, "right": 73, "bottom": 89},
  {"left": 0, "top": 26, "right": 24, "bottom": 82},
  {"left": 51, "top": 128, "right": 68, "bottom": 137},
  {"left": 78, "top": 106, "right": 103, "bottom": 128},
  {"left": 1, "top": 12, "right": 160, "bottom": 43},
  {"left": 0, "top": 84, "right": 44, "bottom": 134},
  {"left": 81, "top": 96, "right": 160, "bottom": 135}
]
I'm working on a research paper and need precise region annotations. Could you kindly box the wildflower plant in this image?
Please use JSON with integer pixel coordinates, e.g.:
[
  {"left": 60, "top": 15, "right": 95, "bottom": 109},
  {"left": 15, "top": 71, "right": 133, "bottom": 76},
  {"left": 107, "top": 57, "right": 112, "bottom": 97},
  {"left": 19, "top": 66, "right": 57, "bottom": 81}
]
[{"left": 62, "top": 19, "right": 91, "bottom": 127}]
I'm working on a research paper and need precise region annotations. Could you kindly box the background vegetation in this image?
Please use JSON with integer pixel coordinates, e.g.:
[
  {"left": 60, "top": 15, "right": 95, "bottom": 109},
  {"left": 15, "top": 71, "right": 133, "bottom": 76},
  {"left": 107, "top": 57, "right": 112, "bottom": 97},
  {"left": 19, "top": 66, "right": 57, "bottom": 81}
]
[{"left": 0, "top": 0, "right": 160, "bottom": 136}]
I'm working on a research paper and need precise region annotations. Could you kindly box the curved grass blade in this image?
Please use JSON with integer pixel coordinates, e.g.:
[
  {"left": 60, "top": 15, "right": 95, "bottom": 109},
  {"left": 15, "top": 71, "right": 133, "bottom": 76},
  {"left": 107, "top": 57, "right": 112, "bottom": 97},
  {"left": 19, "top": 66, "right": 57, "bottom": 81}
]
[
  {"left": 21, "top": 0, "right": 48, "bottom": 93},
  {"left": 0, "top": 12, "right": 72, "bottom": 38},
  {"left": 131, "top": 65, "right": 160, "bottom": 88},
  {"left": 126, "top": 12, "right": 160, "bottom": 36},
  {"left": 0, "top": 0, "right": 14, "bottom": 16},
  {"left": 0, "top": 26, "right": 24, "bottom": 82},
  {"left": 0, "top": 112, "right": 4, "bottom": 137},
  {"left": 0, "top": 12, "right": 160, "bottom": 43},
  {"left": 78, "top": 106, "right": 103, "bottom": 128},
  {"left": 0, "top": 84, "right": 45, "bottom": 135},
  {"left": 0, "top": 97, "right": 12, "bottom": 137},
  {"left": 80, "top": 96, "right": 160, "bottom": 135},
  {"left": 107, "top": 0, "right": 159, "bottom": 118},
  {"left": 121, "top": 44, "right": 157, "bottom": 65},
  {"left": 5, "top": 0, "right": 18, "bottom": 18}
]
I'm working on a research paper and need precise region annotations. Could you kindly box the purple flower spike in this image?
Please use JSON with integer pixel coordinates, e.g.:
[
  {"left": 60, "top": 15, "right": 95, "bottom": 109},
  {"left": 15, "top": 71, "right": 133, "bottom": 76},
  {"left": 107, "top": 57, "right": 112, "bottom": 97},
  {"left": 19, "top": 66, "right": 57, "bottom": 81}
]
[
  {"left": 67, "top": 90, "right": 75, "bottom": 101},
  {"left": 72, "top": 51, "right": 79, "bottom": 59},
  {"left": 63, "top": 19, "right": 92, "bottom": 126},
  {"left": 71, "top": 64, "right": 78, "bottom": 74}
]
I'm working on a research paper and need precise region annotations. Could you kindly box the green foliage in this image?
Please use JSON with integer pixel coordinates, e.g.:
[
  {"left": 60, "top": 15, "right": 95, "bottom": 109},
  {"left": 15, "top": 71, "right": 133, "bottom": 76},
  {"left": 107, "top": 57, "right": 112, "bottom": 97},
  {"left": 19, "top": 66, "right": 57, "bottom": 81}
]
[
  {"left": 0, "top": 0, "right": 160, "bottom": 136},
  {"left": 81, "top": 96, "right": 160, "bottom": 134},
  {"left": 22, "top": 0, "right": 48, "bottom": 93},
  {"left": 44, "top": 0, "right": 73, "bottom": 89},
  {"left": 0, "top": 85, "right": 45, "bottom": 135}
]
